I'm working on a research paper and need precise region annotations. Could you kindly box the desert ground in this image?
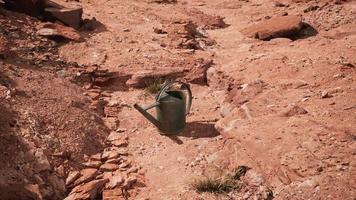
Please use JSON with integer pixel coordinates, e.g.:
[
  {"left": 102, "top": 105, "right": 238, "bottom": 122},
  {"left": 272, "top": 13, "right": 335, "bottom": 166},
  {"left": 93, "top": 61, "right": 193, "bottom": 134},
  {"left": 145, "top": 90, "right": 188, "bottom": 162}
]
[{"left": 0, "top": 0, "right": 355, "bottom": 199}]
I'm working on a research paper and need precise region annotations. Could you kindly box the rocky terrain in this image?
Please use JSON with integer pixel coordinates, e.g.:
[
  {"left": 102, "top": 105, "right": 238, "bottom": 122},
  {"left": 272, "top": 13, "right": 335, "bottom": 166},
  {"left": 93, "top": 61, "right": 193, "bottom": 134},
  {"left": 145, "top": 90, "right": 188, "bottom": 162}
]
[{"left": 0, "top": 0, "right": 355, "bottom": 199}]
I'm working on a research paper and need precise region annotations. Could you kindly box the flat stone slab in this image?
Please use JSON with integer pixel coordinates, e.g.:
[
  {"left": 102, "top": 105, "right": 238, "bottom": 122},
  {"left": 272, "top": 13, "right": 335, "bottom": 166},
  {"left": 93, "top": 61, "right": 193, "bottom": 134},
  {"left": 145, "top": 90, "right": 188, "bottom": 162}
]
[
  {"left": 241, "top": 15, "right": 304, "bottom": 40},
  {"left": 37, "top": 23, "right": 81, "bottom": 41},
  {"left": 44, "top": 7, "right": 83, "bottom": 29}
]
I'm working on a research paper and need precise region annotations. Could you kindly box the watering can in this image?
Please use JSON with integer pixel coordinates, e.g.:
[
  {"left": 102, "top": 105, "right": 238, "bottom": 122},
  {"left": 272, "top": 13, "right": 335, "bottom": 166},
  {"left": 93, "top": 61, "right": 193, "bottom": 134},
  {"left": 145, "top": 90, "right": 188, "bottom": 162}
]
[{"left": 134, "top": 81, "right": 192, "bottom": 135}]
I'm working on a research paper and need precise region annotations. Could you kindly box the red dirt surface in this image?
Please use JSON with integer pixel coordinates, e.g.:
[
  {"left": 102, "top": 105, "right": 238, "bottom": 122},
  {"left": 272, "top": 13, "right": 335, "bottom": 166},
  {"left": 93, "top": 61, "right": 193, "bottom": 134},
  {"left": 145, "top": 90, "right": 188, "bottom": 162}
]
[{"left": 0, "top": 0, "right": 355, "bottom": 199}]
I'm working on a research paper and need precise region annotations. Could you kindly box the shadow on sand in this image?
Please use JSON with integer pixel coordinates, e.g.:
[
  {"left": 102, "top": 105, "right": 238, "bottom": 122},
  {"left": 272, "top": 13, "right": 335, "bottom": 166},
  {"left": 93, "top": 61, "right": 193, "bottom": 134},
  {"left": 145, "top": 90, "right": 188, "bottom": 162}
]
[{"left": 166, "top": 121, "right": 220, "bottom": 144}]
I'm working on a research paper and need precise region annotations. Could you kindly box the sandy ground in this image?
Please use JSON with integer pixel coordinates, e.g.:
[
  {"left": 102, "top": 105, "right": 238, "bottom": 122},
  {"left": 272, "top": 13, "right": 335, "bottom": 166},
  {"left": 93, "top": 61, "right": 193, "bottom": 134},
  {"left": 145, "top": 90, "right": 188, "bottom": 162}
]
[{"left": 0, "top": 0, "right": 355, "bottom": 199}]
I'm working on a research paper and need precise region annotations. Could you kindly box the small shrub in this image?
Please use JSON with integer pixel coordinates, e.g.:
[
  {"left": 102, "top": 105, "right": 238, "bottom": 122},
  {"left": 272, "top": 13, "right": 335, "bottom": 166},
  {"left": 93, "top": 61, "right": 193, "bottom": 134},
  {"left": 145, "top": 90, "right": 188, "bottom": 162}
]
[
  {"left": 192, "top": 166, "right": 249, "bottom": 194},
  {"left": 192, "top": 176, "right": 241, "bottom": 194},
  {"left": 229, "top": 166, "right": 250, "bottom": 180},
  {"left": 144, "top": 78, "right": 165, "bottom": 94}
]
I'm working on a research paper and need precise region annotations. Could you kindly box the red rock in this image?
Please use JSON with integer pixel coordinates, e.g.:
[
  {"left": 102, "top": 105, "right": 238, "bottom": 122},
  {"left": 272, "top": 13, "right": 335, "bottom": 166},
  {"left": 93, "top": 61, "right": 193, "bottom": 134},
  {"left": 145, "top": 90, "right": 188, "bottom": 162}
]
[
  {"left": 87, "top": 91, "right": 101, "bottom": 100},
  {"left": 100, "top": 172, "right": 114, "bottom": 180},
  {"left": 48, "top": 174, "right": 66, "bottom": 198},
  {"left": 100, "top": 163, "right": 120, "bottom": 172},
  {"left": 126, "top": 68, "right": 185, "bottom": 88},
  {"left": 281, "top": 105, "right": 308, "bottom": 117},
  {"left": 105, "top": 158, "right": 122, "bottom": 164},
  {"left": 184, "top": 59, "right": 213, "bottom": 85},
  {"left": 122, "top": 177, "right": 137, "bottom": 189},
  {"left": 71, "top": 168, "right": 99, "bottom": 187},
  {"left": 90, "top": 153, "right": 102, "bottom": 161},
  {"left": 102, "top": 189, "right": 125, "bottom": 200},
  {"left": 323, "top": 23, "right": 356, "bottom": 40},
  {"left": 66, "top": 171, "right": 80, "bottom": 186},
  {"left": 83, "top": 160, "right": 102, "bottom": 168},
  {"left": 55, "top": 165, "right": 66, "bottom": 177},
  {"left": 64, "top": 179, "right": 108, "bottom": 200},
  {"left": 107, "top": 131, "right": 122, "bottom": 141},
  {"left": 37, "top": 23, "right": 81, "bottom": 41},
  {"left": 105, "top": 173, "right": 124, "bottom": 189},
  {"left": 241, "top": 15, "right": 304, "bottom": 40},
  {"left": 24, "top": 184, "right": 43, "bottom": 200},
  {"left": 118, "top": 161, "right": 131, "bottom": 170},
  {"left": 111, "top": 139, "right": 128, "bottom": 147},
  {"left": 34, "top": 149, "right": 51, "bottom": 172},
  {"left": 4, "top": 0, "right": 45, "bottom": 16},
  {"left": 102, "top": 147, "right": 128, "bottom": 160},
  {"left": 107, "top": 131, "right": 128, "bottom": 147},
  {"left": 44, "top": 7, "right": 83, "bottom": 29}
]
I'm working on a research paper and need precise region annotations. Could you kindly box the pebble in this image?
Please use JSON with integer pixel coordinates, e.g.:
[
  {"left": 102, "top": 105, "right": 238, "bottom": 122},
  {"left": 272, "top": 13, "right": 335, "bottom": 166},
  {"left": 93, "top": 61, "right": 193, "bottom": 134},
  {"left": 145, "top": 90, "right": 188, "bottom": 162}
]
[
  {"left": 333, "top": 73, "right": 345, "bottom": 78},
  {"left": 321, "top": 91, "right": 332, "bottom": 98},
  {"left": 189, "top": 162, "right": 195, "bottom": 167},
  {"left": 116, "top": 128, "right": 127, "bottom": 133}
]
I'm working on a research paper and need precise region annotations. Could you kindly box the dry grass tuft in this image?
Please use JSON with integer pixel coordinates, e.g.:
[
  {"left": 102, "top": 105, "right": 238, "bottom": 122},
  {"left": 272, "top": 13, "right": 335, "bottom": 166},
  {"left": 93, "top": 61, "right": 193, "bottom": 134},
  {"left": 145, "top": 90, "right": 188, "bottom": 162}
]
[
  {"left": 144, "top": 78, "right": 165, "bottom": 94},
  {"left": 192, "top": 166, "right": 250, "bottom": 194}
]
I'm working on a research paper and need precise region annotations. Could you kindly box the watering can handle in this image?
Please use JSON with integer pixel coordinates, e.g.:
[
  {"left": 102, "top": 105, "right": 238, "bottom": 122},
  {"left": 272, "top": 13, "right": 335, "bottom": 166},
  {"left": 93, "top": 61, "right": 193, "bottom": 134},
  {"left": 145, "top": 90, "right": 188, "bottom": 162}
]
[{"left": 156, "top": 81, "right": 193, "bottom": 115}]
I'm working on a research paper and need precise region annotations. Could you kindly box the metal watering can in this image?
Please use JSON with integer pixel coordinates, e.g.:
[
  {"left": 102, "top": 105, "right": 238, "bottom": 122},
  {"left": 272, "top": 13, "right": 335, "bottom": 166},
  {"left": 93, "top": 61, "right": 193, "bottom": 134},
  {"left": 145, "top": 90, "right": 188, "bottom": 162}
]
[{"left": 134, "top": 81, "right": 192, "bottom": 135}]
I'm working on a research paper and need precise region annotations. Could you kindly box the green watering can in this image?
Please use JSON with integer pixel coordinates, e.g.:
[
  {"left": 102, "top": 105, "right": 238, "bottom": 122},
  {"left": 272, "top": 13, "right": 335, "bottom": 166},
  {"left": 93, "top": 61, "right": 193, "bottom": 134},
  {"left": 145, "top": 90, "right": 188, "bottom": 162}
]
[{"left": 134, "top": 81, "right": 193, "bottom": 135}]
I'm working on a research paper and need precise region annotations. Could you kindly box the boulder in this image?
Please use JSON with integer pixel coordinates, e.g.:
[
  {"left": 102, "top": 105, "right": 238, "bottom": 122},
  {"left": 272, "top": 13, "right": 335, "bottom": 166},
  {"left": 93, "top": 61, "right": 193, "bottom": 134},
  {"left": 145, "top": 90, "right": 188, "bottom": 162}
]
[{"left": 241, "top": 15, "right": 304, "bottom": 40}]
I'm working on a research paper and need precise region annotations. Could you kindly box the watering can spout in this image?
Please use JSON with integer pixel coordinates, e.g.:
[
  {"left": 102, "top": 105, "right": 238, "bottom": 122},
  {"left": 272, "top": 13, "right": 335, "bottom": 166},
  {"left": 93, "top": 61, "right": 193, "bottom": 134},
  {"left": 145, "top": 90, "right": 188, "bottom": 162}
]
[{"left": 134, "top": 103, "right": 161, "bottom": 129}]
